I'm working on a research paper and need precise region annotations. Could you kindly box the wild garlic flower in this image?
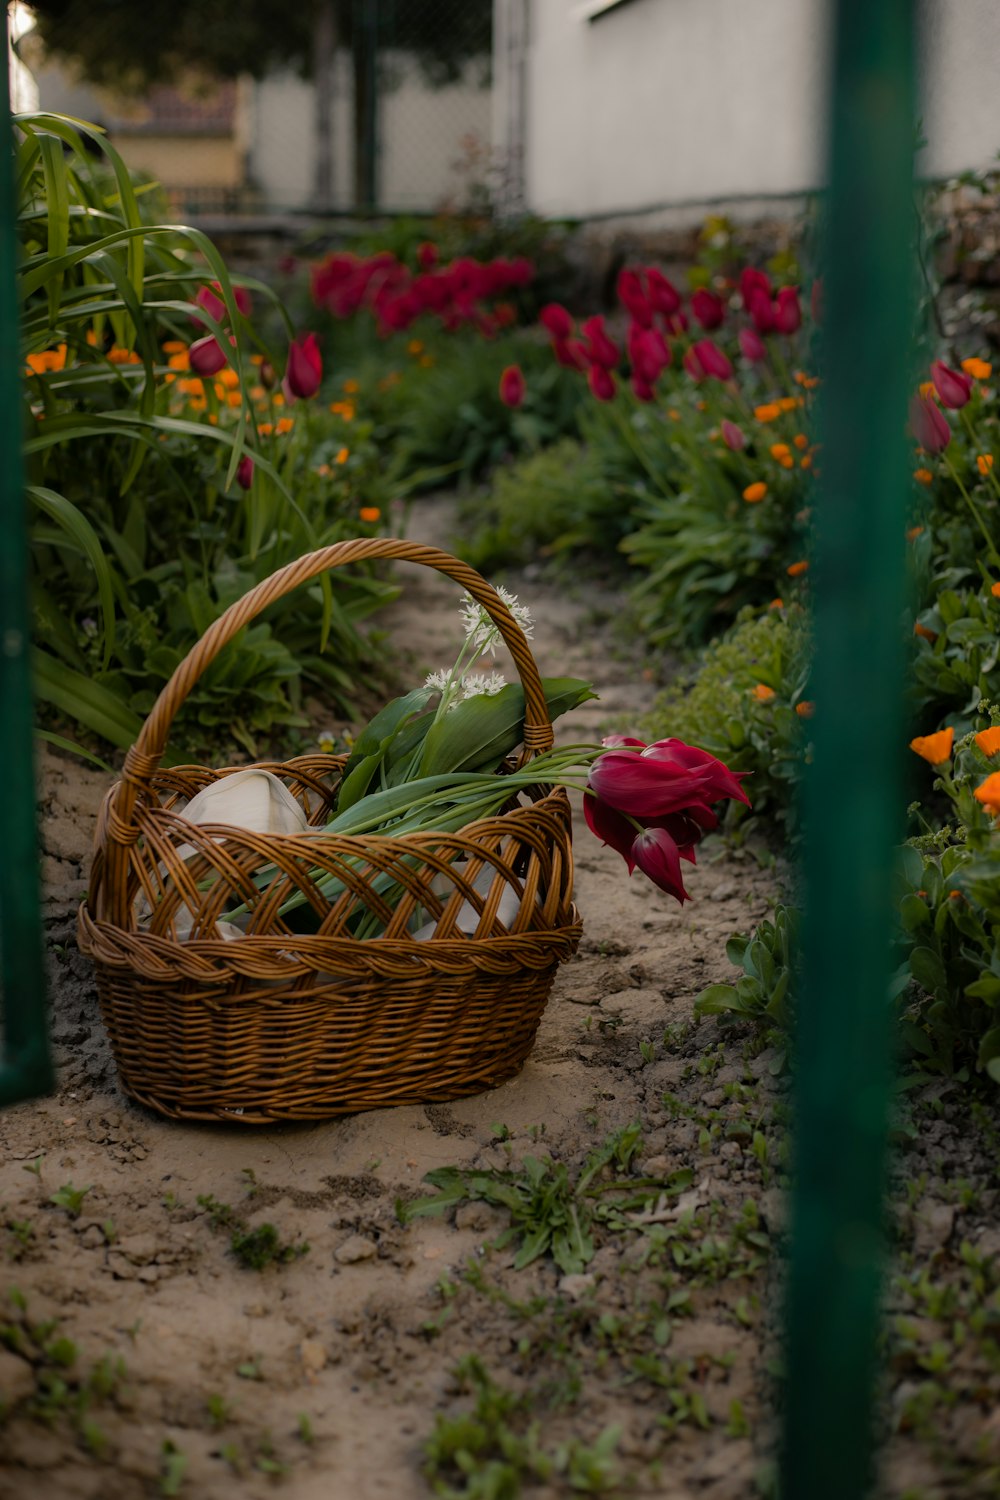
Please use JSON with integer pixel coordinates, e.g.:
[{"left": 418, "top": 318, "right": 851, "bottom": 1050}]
[
  {"left": 459, "top": 585, "right": 534, "bottom": 658},
  {"left": 461, "top": 671, "right": 507, "bottom": 699},
  {"left": 424, "top": 669, "right": 452, "bottom": 693}
]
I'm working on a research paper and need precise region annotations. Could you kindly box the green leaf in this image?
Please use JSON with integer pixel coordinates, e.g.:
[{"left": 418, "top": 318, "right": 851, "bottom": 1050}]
[
  {"left": 28, "top": 486, "right": 116, "bottom": 668},
  {"left": 32, "top": 650, "right": 144, "bottom": 750},
  {"left": 693, "top": 983, "right": 742, "bottom": 1017},
  {"left": 35, "top": 731, "right": 115, "bottom": 774},
  {"left": 419, "top": 677, "right": 596, "bottom": 777},
  {"left": 898, "top": 893, "right": 931, "bottom": 934},
  {"left": 909, "top": 945, "right": 948, "bottom": 999}
]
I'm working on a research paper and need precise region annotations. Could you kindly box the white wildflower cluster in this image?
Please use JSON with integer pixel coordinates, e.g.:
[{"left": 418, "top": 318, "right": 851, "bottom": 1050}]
[
  {"left": 459, "top": 585, "right": 534, "bottom": 658},
  {"left": 423, "top": 669, "right": 452, "bottom": 692},
  {"left": 461, "top": 671, "right": 507, "bottom": 699}
]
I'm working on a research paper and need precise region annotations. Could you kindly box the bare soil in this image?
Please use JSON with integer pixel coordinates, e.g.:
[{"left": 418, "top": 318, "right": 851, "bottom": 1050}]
[{"left": 1, "top": 498, "right": 998, "bottom": 1500}]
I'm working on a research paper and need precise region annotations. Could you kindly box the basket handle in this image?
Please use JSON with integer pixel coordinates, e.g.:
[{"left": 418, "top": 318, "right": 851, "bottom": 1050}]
[{"left": 105, "top": 538, "right": 553, "bottom": 854}]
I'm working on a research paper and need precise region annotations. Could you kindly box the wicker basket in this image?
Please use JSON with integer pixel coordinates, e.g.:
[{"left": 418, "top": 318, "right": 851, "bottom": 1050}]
[{"left": 77, "top": 540, "right": 581, "bottom": 1124}]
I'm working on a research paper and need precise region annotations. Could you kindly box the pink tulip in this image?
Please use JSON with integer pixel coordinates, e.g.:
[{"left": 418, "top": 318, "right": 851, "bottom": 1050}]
[
  {"left": 588, "top": 364, "right": 617, "bottom": 401},
  {"left": 236, "top": 455, "right": 254, "bottom": 490},
  {"left": 188, "top": 335, "right": 230, "bottom": 376},
  {"left": 645, "top": 268, "right": 681, "bottom": 316},
  {"left": 692, "top": 338, "right": 733, "bottom": 381},
  {"left": 721, "top": 419, "right": 746, "bottom": 451},
  {"left": 930, "top": 359, "right": 972, "bottom": 410},
  {"left": 194, "top": 283, "right": 225, "bottom": 326},
  {"left": 773, "top": 287, "right": 802, "bottom": 335},
  {"left": 539, "top": 303, "right": 574, "bottom": 340},
  {"left": 739, "top": 327, "right": 767, "bottom": 363},
  {"left": 909, "top": 393, "right": 951, "bottom": 454},
  {"left": 691, "top": 288, "right": 725, "bottom": 330},
  {"left": 499, "top": 364, "right": 526, "bottom": 408},
  {"left": 282, "top": 333, "right": 322, "bottom": 402},
  {"left": 581, "top": 315, "right": 620, "bottom": 369}
]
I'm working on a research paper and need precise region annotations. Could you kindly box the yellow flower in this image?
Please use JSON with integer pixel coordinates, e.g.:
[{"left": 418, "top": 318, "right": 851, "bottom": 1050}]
[{"left": 909, "top": 727, "right": 954, "bottom": 765}]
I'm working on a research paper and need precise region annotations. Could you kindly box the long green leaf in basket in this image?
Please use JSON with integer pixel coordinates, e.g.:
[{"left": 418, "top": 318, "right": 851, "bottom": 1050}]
[{"left": 418, "top": 678, "right": 597, "bottom": 778}]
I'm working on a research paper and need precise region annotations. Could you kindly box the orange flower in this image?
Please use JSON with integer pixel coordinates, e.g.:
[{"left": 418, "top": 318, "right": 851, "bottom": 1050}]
[
  {"left": 918, "top": 380, "right": 936, "bottom": 399},
  {"left": 695, "top": 400, "right": 707, "bottom": 413},
  {"left": 226, "top": 391, "right": 243, "bottom": 408},
  {"left": 912, "top": 468, "right": 933, "bottom": 486},
  {"left": 251, "top": 385, "right": 267, "bottom": 401},
  {"left": 787, "top": 560, "right": 809, "bottom": 577},
  {"left": 407, "top": 339, "right": 424, "bottom": 356},
  {"left": 977, "top": 454, "right": 994, "bottom": 475},
  {"left": 906, "top": 525, "right": 924, "bottom": 541},
  {"left": 178, "top": 378, "right": 205, "bottom": 396},
  {"left": 793, "top": 433, "right": 809, "bottom": 450},
  {"left": 335, "top": 447, "right": 349, "bottom": 464},
  {"left": 795, "top": 701, "right": 815, "bottom": 718},
  {"left": 161, "top": 340, "right": 187, "bottom": 354},
  {"left": 329, "top": 400, "right": 356, "bottom": 421},
  {"left": 743, "top": 482, "right": 768, "bottom": 503},
  {"left": 778, "top": 454, "right": 794, "bottom": 469},
  {"left": 315, "top": 463, "right": 333, "bottom": 477},
  {"left": 276, "top": 417, "right": 294, "bottom": 435},
  {"left": 913, "top": 621, "right": 938, "bottom": 642},
  {"left": 962, "top": 357, "right": 992, "bottom": 381},
  {"left": 218, "top": 367, "right": 241, "bottom": 390},
  {"left": 668, "top": 408, "right": 681, "bottom": 421},
  {"left": 800, "top": 455, "right": 813, "bottom": 469},
  {"left": 359, "top": 506, "right": 381, "bottom": 523},
  {"left": 770, "top": 443, "right": 791, "bottom": 460},
  {"left": 768, "top": 598, "right": 784, "bottom": 610},
  {"left": 751, "top": 684, "right": 776, "bottom": 702},
  {"left": 778, "top": 396, "right": 799, "bottom": 413},
  {"left": 107, "top": 346, "right": 141, "bottom": 364},
  {"left": 188, "top": 395, "right": 207, "bottom": 411},
  {"left": 992, "top": 582, "right": 1000, "bottom": 598},
  {"left": 909, "top": 727, "right": 954, "bottom": 765},
  {"left": 168, "top": 351, "right": 190, "bottom": 373},
  {"left": 973, "top": 771, "right": 1000, "bottom": 816},
  {"left": 975, "top": 727, "right": 1000, "bottom": 757},
  {"left": 272, "top": 391, "right": 286, "bottom": 407},
  {"left": 343, "top": 378, "right": 360, "bottom": 394},
  {"left": 419, "top": 354, "right": 435, "bottom": 369},
  {"left": 25, "top": 344, "right": 68, "bottom": 374},
  {"left": 754, "top": 403, "right": 781, "bottom": 423},
  {"left": 257, "top": 421, "right": 274, "bottom": 436}
]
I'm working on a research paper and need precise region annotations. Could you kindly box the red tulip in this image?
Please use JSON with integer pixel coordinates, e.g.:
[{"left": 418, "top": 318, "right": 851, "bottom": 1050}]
[
  {"left": 691, "top": 288, "right": 725, "bottom": 330},
  {"left": 581, "top": 315, "right": 620, "bottom": 369},
  {"left": 746, "top": 287, "right": 775, "bottom": 334},
  {"left": 188, "top": 335, "right": 230, "bottom": 376},
  {"left": 909, "top": 393, "right": 951, "bottom": 454},
  {"left": 683, "top": 345, "right": 705, "bottom": 382},
  {"left": 645, "top": 268, "right": 681, "bottom": 316},
  {"left": 631, "top": 376, "right": 656, "bottom": 402},
  {"left": 617, "top": 268, "right": 653, "bottom": 327},
  {"left": 416, "top": 241, "right": 438, "bottom": 269},
  {"left": 499, "top": 364, "right": 526, "bottom": 408},
  {"left": 640, "top": 739, "right": 750, "bottom": 806},
  {"left": 588, "top": 364, "right": 617, "bottom": 401},
  {"left": 739, "top": 327, "right": 767, "bottom": 363},
  {"left": 721, "top": 419, "right": 746, "bottom": 451},
  {"left": 692, "top": 338, "right": 733, "bottom": 381},
  {"left": 283, "top": 332, "right": 322, "bottom": 401},
  {"left": 930, "top": 359, "right": 972, "bottom": 410},
  {"left": 664, "top": 310, "right": 689, "bottom": 336},
  {"left": 236, "top": 455, "right": 254, "bottom": 490},
  {"left": 553, "top": 337, "right": 588, "bottom": 370},
  {"left": 773, "top": 287, "right": 802, "bottom": 335},
  {"left": 740, "top": 267, "right": 772, "bottom": 308},
  {"left": 628, "top": 324, "right": 671, "bottom": 384},
  {"left": 540, "top": 303, "right": 574, "bottom": 340},
  {"left": 194, "top": 283, "right": 225, "bottom": 326},
  {"left": 629, "top": 827, "right": 691, "bottom": 903}
]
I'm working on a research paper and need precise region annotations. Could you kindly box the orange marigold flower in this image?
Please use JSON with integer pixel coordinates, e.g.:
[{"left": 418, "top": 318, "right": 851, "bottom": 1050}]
[
  {"left": 168, "top": 351, "right": 190, "bottom": 372},
  {"left": 188, "top": 395, "right": 207, "bottom": 411},
  {"left": 178, "top": 378, "right": 205, "bottom": 396},
  {"left": 315, "top": 463, "right": 333, "bottom": 478},
  {"left": 793, "top": 433, "right": 809, "bottom": 450},
  {"left": 795, "top": 700, "right": 815, "bottom": 718},
  {"left": 107, "top": 346, "right": 141, "bottom": 364},
  {"left": 778, "top": 396, "right": 799, "bottom": 412},
  {"left": 226, "top": 391, "right": 243, "bottom": 408},
  {"left": 743, "top": 482, "right": 768, "bottom": 503},
  {"left": 219, "top": 367, "right": 241, "bottom": 389},
  {"left": 751, "top": 684, "right": 776, "bottom": 702},
  {"left": 913, "top": 468, "right": 933, "bottom": 486},
  {"left": 975, "top": 727, "right": 1000, "bottom": 756},
  {"left": 913, "top": 621, "right": 937, "bottom": 642},
  {"left": 25, "top": 344, "right": 68, "bottom": 374},
  {"left": 251, "top": 385, "right": 267, "bottom": 400},
  {"left": 787, "top": 560, "right": 809, "bottom": 577},
  {"left": 768, "top": 598, "right": 784, "bottom": 610},
  {"left": 973, "top": 771, "right": 1000, "bottom": 815},
  {"left": 992, "top": 582, "right": 1000, "bottom": 598},
  {"left": 754, "top": 403, "right": 781, "bottom": 423},
  {"left": 770, "top": 443, "right": 791, "bottom": 459},
  {"left": 906, "top": 525, "right": 924, "bottom": 541},
  {"left": 161, "top": 340, "right": 187, "bottom": 354},
  {"left": 343, "top": 377, "right": 360, "bottom": 394},
  {"left": 668, "top": 408, "right": 681, "bottom": 421},
  {"left": 407, "top": 340, "right": 424, "bottom": 355},
  {"left": 977, "top": 454, "right": 994, "bottom": 475},
  {"left": 961, "top": 357, "right": 992, "bottom": 381},
  {"left": 276, "top": 417, "right": 294, "bottom": 435},
  {"left": 359, "top": 506, "right": 381, "bottom": 523},
  {"left": 778, "top": 454, "right": 794, "bottom": 469},
  {"left": 335, "top": 447, "right": 349, "bottom": 464},
  {"left": 800, "top": 455, "right": 813, "bottom": 469},
  {"left": 910, "top": 727, "right": 954, "bottom": 765},
  {"left": 257, "top": 421, "right": 274, "bottom": 436}
]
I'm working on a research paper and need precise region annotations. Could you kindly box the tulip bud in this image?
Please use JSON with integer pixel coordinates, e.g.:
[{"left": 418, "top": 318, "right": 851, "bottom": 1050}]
[
  {"left": 282, "top": 332, "right": 322, "bottom": 402},
  {"left": 628, "top": 324, "right": 670, "bottom": 385},
  {"left": 721, "top": 419, "right": 746, "bottom": 451},
  {"left": 930, "top": 359, "right": 972, "bottom": 410},
  {"left": 188, "top": 335, "right": 230, "bottom": 376},
  {"left": 539, "top": 303, "right": 574, "bottom": 340},
  {"left": 617, "top": 268, "right": 653, "bottom": 327},
  {"left": 194, "top": 283, "right": 226, "bottom": 327},
  {"left": 691, "top": 288, "right": 725, "bottom": 330},
  {"left": 645, "top": 268, "right": 681, "bottom": 316},
  {"left": 499, "top": 364, "right": 526, "bottom": 408},
  {"left": 581, "top": 315, "right": 620, "bottom": 369},
  {"left": 236, "top": 455, "right": 254, "bottom": 490},
  {"left": 739, "top": 327, "right": 767, "bottom": 363},
  {"left": 588, "top": 364, "right": 616, "bottom": 401},
  {"left": 909, "top": 393, "right": 951, "bottom": 454},
  {"left": 740, "top": 267, "right": 772, "bottom": 309},
  {"left": 692, "top": 338, "right": 733, "bottom": 381},
  {"left": 746, "top": 288, "right": 775, "bottom": 334},
  {"left": 773, "top": 287, "right": 802, "bottom": 335}
]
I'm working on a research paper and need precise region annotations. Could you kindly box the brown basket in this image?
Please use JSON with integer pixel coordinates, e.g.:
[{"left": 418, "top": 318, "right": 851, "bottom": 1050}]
[{"left": 77, "top": 540, "right": 581, "bottom": 1124}]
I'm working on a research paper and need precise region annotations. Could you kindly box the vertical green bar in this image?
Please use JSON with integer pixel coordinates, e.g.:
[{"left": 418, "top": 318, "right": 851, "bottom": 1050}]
[
  {"left": 782, "top": 3, "right": 916, "bottom": 1497},
  {"left": 0, "top": 33, "right": 53, "bottom": 1106}
]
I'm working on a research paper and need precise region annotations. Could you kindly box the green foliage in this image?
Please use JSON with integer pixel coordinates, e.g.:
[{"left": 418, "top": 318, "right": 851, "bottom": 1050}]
[
  {"left": 634, "top": 605, "right": 813, "bottom": 839},
  {"left": 695, "top": 907, "right": 798, "bottom": 1027},
  {"left": 0, "top": 1288, "right": 126, "bottom": 1437},
  {"left": 195, "top": 1192, "right": 310, "bottom": 1269},
  {"left": 910, "top": 578, "right": 1000, "bottom": 727}
]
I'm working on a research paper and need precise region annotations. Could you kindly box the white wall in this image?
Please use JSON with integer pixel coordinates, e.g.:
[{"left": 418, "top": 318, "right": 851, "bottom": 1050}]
[{"left": 495, "top": 0, "right": 1000, "bottom": 224}]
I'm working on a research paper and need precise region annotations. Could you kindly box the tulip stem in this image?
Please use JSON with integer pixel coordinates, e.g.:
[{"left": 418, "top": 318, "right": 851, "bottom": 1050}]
[{"left": 942, "top": 452, "right": 1000, "bottom": 570}]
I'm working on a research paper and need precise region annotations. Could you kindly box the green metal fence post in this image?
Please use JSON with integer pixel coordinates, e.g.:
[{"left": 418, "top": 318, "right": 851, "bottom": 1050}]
[
  {"left": 781, "top": 2, "right": 917, "bottom": 1495},
  {"left": 0, "top": 32, "right": 53, "bottom": 1107}
]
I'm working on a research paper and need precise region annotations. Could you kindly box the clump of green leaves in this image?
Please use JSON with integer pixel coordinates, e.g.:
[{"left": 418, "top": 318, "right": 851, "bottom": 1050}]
[
  {"left": 0, "top": 1288, "right": 127, "bottom": 1435},
  {"left": 400, "top": 1125, "right": 692, "bottom": 1275},
  {"left": 695, "top": 906, "right": 798, "bottom": 1028},
  {"left": 195, "top": 1192, "right": 309, "bottom": 1270}
]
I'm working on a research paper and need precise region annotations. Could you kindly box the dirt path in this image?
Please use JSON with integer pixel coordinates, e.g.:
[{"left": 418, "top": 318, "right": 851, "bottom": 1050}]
[{"left": 1, "top": 498, "right": 995, "bottom": 1499}]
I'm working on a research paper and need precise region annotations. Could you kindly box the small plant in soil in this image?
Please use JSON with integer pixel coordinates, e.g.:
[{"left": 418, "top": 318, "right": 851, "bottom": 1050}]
[
  {"left": 195, "top": 1191, "right": 309, "bottom": 1270},
  {"left": 48, "top": 1182, "right": 93, "bottom": 1219}
]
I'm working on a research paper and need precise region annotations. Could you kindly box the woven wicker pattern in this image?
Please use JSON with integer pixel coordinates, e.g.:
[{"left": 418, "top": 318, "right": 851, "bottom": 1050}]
[{"left": 77, "top": 541, "right": 581, "bottom": 1123}]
